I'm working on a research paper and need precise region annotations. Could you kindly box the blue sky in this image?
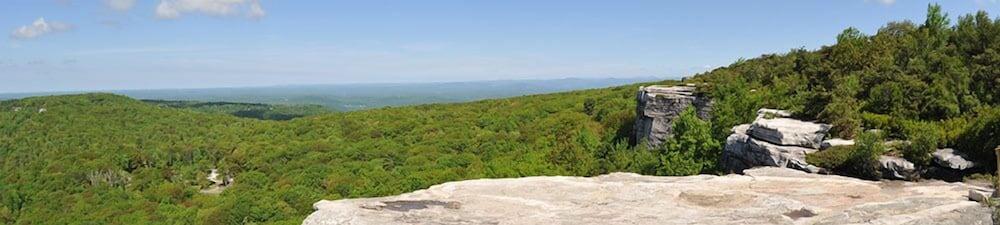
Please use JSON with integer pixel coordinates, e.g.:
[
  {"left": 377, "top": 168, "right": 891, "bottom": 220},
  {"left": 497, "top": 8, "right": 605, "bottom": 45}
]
[{"left": 2, "top": 0, "right": 1000, "bottom": 93}]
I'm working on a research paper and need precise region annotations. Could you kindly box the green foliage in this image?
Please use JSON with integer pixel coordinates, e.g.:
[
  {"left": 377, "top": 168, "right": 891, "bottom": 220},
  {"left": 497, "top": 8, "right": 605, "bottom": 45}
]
[
  {"left": 656, "top": 108, "right": 721, "bottom": 176},
  {"left": 687, "top": 4, "right": 1000, "bottom": 171},
  {"left": 143, "top": 100, "right": 330, "bottom": 121},
  {"left": 7, "top": 4, "right": 1000, "bottom": 224},
  {"left": 957, "top": 107, "right": 1000, "bottom": 168},
  {"left": 806, "top": 132, "right": 887, "bottom": 180},
  {"left": 902, "top": 123, "right": 939, "bottom": 166},
  {"left": 847, "top": 132, "right": 888, "bottom": 180},
  {"left": 0, "top": 82, "right": 658, "bottom": 224},
  {"left": 806, "top": 145, "right": 854, "bottom": 170}
]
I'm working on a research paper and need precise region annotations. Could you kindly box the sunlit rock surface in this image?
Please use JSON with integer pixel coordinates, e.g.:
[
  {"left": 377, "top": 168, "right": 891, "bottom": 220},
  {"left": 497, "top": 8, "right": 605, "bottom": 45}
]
[
  {"left": 633, "top": 85, "right": 712, "bottom": 149},
  {"left": 721, "top": 110, "right": 829, "bottom": 173},
  {"left": 303, "top": 168, "right": 992, "bottom": 225}
]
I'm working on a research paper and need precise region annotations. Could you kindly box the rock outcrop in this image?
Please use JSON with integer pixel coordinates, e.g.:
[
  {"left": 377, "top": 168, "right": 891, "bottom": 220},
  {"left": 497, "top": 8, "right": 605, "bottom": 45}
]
[
  {"left": 200, "top": 169, "right": 233, "bottom": 194},
  {"left": 633, "top": 85, "right": 712, "bottom": 149},
  {"left": 747, "top": 118, "right": 831, "bottom": 149},
  {"left": 303, "top": 167, "right": 993, "bottom": 225},
  {"left": 819, "top": 138, "right": 854, "bottom": 150},
  {"left": 721, "top": 109, "right": 829, "bottom": 173},
  {"left": 933, "top": 148, "right": 976, "bottom": 170},
  {"left": 879, "top": 156, "right": 917, "bottom": 180}
]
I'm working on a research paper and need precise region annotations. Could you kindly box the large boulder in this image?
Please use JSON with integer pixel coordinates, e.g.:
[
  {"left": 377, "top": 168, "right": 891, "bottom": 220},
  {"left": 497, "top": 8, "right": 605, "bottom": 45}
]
[
  {"left": 748, "top": 118, "right": 831, "bottom": 149},
  {"left": 722, "top": 131, "right": 820, "bottom": 173},
  {"left": 304, "top": 168, "right": 992, "bottom": 225},
  {"left": 633, "top": 85, "right": 712, "bottom": 149},
  {"left": 879, "top": 156, "right": 917, "bottom": 180},
  {"left": 721, "top": 110, "right": 830, "bottom": 174},
  {"left": 932, "top": 148, "right": 976, "bottom": 170}
]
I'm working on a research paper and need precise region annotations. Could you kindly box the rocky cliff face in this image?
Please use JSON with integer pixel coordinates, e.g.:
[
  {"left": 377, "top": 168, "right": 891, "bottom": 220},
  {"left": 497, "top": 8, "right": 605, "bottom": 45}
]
[
  {"left": 633, "top": 85, "right": 712, "bottom": 149},
  {"left": 303, "top": 167, "right": 993, "bottom": 225}
]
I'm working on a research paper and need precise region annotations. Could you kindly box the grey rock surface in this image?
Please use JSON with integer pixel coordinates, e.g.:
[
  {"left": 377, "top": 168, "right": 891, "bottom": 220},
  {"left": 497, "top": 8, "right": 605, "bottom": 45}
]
[
  {"left": 721, "top": 111, "right": 833, "bottom": 174},
  {"left": 633, "top": 85, "right": 712, "bottom": 149},
  {"left": 303, "top": 168, "right": 993, "bottom": 225},
  {"left": 968, "top": 188, "right": 994, "bottom": 203},
  {"left": 932, "top": 148, "right": 976, "bottom": 170},
  {"left": 879, "top": 156, "right": 917, "bottom": 180},
  {"left": 748, "top": 118, "right": 831, "bottom": 149},
  {"left": 756, "top": 108, "right": 792, "bottom": 119},
  {"left": 819, "top": 139, "right": 854, "bottom": 150},
  {"left": 722, "top": 131, "right": 818, "bottom": 173}
]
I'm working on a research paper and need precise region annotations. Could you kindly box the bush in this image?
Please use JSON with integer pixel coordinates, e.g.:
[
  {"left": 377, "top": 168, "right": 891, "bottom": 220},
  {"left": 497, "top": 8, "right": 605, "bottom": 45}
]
[
  {"left": 808, "top": 132, "right": 886, "bottom": 180},
  {"left": 861, "top": 112, "right": 892, "bottom": 131},
  {"left": 845, "top": 132, "right": 887, "bottom": 180},
  {"left": 806, "top": 145, "right": 854, "bottom": 169},
  {"left": 656, "top": 107, "right": 721, "bottom": 175},
  {"left": 956, "top": 107, "right": 1000, "bottom": 169},
  {"left": 902, "top": 123, "right": 939, "bottom": 166}
]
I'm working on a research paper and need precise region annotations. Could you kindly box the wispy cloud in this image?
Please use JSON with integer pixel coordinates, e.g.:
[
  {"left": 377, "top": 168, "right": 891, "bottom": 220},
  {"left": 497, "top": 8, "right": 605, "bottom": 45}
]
[
  {"left": 10, "top": 18, "right": 73, "bottom": 40},
  {"left": 156, "top": 0, "right": 266, "bottom": 19}
]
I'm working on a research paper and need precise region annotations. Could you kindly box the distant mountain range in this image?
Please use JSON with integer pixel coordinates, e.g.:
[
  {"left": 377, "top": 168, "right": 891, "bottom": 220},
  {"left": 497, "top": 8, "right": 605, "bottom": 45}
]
[{"left": 0, "top": 77, "right": 662, "bottom": 111}]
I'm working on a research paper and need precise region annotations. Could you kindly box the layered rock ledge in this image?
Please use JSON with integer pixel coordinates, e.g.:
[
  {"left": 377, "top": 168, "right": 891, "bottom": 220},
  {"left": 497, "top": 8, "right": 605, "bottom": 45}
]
[
  {"left": 634, "top": 85, "right": 712, "bottom": 149},
  {"left": 303, "top": 167, "right": 992, "bottom": 225},
  {"left": 721, "top": 109, "right": 830, "bottom": 174}
]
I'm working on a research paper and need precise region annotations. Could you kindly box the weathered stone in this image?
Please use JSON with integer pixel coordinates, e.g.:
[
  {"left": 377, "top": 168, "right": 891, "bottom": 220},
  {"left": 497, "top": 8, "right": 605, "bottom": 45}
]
[
  {"left": 731, "top": 124, "right": 751, "bottom": 135},
  {"left": 879, "top": 156, "right": 916, "bottom": 180},
  {"left": 721, "top": 131, "right": 818, "bottom": 173},
  {"left": 748, "top": 118, "right": 831, "bottom": 148},
  {"left": 633, "top": 85, "right": 712, "bottom": 149},
  {"left": 932, "top": 148, "right": 976, "bottom": 170},
  {"left": 756, "top": 108, "right": 792, "bottom": 119},
  {"left": 304, "top": 168, "right": 993, "bottom": 225},
  {"left": 968, "top": 188, "right": 993, "bottom": 203},
  {"left": 819, "top": 139, "right": 854, "bottom": 150}
]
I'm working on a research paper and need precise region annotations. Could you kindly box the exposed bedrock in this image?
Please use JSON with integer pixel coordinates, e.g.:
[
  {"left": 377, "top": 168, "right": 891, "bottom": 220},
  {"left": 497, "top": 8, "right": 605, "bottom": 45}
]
[
  {"left": 721, "top": 109, "right": 830, "bottom": 174},
  {"left": 633, "top": 85, "right": 712, "bottom": 149},
  {"left": 303, "top": 167, "right": 993, "bottom": 225}
]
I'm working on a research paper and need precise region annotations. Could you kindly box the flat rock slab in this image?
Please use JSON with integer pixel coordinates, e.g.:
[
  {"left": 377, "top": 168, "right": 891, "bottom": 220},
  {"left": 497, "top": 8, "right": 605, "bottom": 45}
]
[
  {"left": 303, "top": 168, "right": 992, "bottom": 225},
  {"left": 748, "top": 118, "right": 831, "bottom": 148}
]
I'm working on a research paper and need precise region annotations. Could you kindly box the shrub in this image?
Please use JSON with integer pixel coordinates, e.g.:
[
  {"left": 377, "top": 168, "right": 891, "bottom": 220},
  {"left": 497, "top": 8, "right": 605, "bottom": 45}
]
[
  {"left": 806, "top": 145, "right": 854, "bottom": 169},
  {"left": 657, "top": 107, "right": 722, "bottom": 175},
  {"left": 808, "top": 132, "right": 887, "bottom": 179},
  {"left": 902, "top": 123, "right": 939, "bottom": 166},
  {"left": 845, "top": 132, "right": 887, "bottom": 180},
  {"left": 956, "top": 107, "right": 1000, "bottom": 169},
  {"left": 901, "top": 123, "right": 942, "bottom": 166}
]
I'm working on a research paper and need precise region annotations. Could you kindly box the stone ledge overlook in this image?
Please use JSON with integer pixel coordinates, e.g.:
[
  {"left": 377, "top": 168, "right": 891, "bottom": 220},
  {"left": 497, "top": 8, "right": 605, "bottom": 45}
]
[{"left": 303, "top": 167, "right": 992, "bottom": 225}]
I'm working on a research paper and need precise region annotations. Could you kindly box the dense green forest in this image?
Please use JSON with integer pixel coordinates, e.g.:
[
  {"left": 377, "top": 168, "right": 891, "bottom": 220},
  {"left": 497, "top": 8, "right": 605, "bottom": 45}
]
[
  {"left": 692, "top": 5, "right": 1000, "bottom": 177},
  {"left": 2, "top": 4, "right": 1000, "bottom": 225},
  {"left": 142, "top": 100, "right": 330, "bottom": 121}
]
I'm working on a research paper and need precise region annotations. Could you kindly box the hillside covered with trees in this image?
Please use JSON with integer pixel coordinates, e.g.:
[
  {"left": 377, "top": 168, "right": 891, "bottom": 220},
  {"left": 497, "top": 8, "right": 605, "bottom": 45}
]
[{"left": 2, "top": 4, "right": 1000, "bottom": 225}]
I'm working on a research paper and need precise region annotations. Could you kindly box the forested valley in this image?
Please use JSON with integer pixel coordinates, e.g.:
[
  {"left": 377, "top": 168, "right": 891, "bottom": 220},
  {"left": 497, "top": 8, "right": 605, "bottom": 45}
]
[{"left": 2, "top": 4, "right": 1000, "bottom": 225}]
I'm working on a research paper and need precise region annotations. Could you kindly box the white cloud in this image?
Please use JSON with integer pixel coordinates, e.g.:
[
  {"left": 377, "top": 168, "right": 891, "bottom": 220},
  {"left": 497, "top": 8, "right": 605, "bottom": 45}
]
[
  {"left": 105, "top": 0, "right": 136, "bottom": 11},
  {"left": 10, "top": 18, "right": 73, "bottom": 40},
  {"left": 156, "top": 0, "right": 266, "bottom": 19}
]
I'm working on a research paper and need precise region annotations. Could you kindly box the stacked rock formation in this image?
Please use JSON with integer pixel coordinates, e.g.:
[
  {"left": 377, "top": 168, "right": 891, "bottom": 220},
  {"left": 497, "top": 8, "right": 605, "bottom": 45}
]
[
  {"left": 633, "top": 85, "right": 712, "bottom": 149},
  {"left": 721, "top": 109, "right": 831, "bottom": 173},
  {"left": 303, "top": 167, "right": 993, "bottom": 225}
]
